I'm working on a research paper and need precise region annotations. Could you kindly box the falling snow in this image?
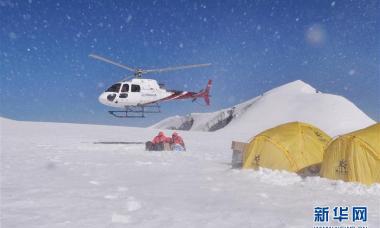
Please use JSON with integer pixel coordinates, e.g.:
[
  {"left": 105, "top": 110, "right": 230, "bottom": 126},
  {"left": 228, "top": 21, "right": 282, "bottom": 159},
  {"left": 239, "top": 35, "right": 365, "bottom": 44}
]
[{"left": 0, "top": 1, "right": 379, "bottom": 125}]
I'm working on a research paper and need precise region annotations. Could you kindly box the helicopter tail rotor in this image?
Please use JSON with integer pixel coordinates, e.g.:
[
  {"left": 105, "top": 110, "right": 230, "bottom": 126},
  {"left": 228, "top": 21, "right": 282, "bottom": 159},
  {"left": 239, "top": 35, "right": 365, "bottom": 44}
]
[
  {"left": 192, "top": 80, "right": 212, "bottom": 106},
  {"left": 202, "top": 79, "right": 212, "bottom": 106}
]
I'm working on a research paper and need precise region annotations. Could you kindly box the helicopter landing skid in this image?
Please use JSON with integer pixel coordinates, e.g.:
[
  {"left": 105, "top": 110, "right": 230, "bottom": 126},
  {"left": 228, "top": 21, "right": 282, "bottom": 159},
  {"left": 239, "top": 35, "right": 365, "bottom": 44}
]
[{"left": 108, "top": 104, "right": 161, "bottom": 118}]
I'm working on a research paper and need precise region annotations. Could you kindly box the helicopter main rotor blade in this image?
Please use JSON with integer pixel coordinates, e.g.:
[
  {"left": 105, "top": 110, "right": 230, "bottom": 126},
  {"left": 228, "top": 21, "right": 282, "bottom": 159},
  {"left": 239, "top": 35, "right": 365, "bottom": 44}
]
[
  {"left": 89, "top": 54, "right": 136, "bottom": 72},
  {"left": 142, "top": 63, "right": 211, "bottom": 74}
]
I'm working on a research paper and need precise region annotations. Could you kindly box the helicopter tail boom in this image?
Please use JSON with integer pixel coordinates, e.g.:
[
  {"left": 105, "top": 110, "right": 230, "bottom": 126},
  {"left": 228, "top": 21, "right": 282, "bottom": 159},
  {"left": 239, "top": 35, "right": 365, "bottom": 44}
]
[{"left": 153, "top": 80, "right": 212, "bottom": 106}]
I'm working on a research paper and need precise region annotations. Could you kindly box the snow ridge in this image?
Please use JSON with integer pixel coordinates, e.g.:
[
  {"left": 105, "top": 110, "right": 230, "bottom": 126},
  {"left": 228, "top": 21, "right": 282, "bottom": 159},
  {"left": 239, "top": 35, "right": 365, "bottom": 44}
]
[{"left": 152, "top": 80, "right": 375, "bottom": 139}]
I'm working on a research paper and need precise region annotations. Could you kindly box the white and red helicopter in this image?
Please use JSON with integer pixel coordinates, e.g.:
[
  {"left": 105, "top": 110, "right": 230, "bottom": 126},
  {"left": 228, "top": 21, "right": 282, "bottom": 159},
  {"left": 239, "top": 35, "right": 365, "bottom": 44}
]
[{"left": 89, "top": 54, "right": 212, "bottom": 118}]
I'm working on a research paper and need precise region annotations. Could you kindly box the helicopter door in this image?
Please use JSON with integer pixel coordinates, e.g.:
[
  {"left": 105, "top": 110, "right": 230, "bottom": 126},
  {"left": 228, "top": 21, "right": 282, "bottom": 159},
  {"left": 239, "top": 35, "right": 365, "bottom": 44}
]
[
  {"left": 117, "top": 83, "right": 129, "bottom": 103},
  {"left": 128, "top": 84, "right": 142, "bottom": 105}
]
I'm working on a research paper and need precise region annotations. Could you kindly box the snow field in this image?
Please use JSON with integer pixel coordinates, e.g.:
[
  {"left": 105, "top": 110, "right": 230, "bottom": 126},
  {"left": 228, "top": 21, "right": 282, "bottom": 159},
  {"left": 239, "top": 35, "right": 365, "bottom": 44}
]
[{"left": 1, "top": 117, "right": 379, "bottom": 227}]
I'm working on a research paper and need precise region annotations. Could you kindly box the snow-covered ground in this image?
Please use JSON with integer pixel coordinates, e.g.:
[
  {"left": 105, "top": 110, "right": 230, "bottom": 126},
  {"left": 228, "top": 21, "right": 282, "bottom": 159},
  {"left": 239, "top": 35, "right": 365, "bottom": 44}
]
[{"left": 1, "top": 117, "right": 379, "bottom": 228}]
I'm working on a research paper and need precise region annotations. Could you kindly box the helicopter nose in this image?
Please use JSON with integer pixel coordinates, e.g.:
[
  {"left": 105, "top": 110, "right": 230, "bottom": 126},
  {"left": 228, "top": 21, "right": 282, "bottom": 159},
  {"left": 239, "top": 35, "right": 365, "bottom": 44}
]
[{"left": 98, "top": 93, "right": 109, "bottom": 105}]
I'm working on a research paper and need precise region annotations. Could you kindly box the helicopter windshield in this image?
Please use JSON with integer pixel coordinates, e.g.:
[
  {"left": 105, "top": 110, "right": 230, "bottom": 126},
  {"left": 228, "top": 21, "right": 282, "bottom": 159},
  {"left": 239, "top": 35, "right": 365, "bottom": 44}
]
[
  {"left": 106, "top": 83, "right": 121, "bottom": 93},
  {"left": 121, "top": 84, "right": 129, "bottom": 92}
]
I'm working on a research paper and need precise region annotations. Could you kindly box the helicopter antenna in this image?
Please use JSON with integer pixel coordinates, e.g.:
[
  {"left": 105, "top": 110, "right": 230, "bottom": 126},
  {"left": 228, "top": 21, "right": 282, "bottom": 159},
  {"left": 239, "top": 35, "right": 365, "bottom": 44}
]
[{"left": 89, "top": 53, "right": 211, "bottom": 78}]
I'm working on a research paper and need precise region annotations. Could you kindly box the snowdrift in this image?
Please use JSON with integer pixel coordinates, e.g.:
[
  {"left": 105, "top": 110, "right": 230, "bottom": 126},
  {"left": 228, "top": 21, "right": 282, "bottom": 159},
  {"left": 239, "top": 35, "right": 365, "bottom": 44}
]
[{"left": 152, "top": 80, "right": 375, "bottom": 140}]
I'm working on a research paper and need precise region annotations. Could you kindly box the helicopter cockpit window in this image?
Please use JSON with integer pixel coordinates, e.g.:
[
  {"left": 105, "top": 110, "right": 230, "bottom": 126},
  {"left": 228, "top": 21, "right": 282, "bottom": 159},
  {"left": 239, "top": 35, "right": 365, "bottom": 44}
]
[
  {"left": 106, "top": 83, "right": 121, "bottom": 93},
  {"left": 121, "top": 84, "right": 129, "bottom": 92},
  {"left": 131, "top": 84, "right": 141, "bottom": 92}
]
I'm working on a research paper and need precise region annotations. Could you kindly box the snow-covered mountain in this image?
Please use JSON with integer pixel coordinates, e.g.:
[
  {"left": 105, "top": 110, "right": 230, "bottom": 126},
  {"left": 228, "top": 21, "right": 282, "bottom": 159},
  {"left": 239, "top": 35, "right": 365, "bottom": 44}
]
[{"left": 152, "top": 80, "right": 375, "bottom": 140}]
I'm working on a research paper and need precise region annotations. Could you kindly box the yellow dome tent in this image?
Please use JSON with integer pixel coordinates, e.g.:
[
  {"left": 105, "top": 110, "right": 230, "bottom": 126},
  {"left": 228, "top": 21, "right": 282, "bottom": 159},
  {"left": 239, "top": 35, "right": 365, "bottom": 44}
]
[
  {"left": 242, "top": 122, "right": 331, "bottom": 173},
  {"left": 320, "top": 123, "right": 380, "bottom": 185}
]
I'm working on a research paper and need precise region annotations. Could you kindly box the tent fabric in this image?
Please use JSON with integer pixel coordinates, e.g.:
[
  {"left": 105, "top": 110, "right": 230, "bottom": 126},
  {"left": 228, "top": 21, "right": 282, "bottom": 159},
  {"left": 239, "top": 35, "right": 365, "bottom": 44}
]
[
  {"left": 320, "top": 123, "right": 380, "bottom": 185},
  {"left": 242, "top": 122, "right": 331, "bottom": 172}
]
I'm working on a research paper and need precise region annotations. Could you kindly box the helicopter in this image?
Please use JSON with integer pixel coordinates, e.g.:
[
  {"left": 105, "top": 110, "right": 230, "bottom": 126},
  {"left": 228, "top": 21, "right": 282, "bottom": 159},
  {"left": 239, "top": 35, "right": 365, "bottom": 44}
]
[{"left": 89, "top": 54, "right": 212, "bottom": 118}]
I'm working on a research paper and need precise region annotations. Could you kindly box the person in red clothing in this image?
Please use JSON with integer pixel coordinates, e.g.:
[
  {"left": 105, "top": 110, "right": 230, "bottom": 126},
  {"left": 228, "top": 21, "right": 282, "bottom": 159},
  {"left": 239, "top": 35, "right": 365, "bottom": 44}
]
[
  {"left": 152, "top": 131, "right": 171, "bottom": 144},
  {"left": 170, "top": 132, "right": 186, "bottom": 151},
  {"left": 147, "top": 131, "right": 171, "bottom": 151}
]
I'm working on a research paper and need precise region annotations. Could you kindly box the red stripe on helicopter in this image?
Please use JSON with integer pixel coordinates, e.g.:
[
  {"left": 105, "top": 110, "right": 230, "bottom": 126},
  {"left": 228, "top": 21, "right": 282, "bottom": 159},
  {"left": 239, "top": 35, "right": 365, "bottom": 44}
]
[
  {"left": 146, "top": 91, "right": 197, "bottom": 104},
  {"left": 144, "top": 91, "right": 201, "bottom": 104},
  {"left": 162, "top": 91, "right": 197, "bottom": 101}
]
